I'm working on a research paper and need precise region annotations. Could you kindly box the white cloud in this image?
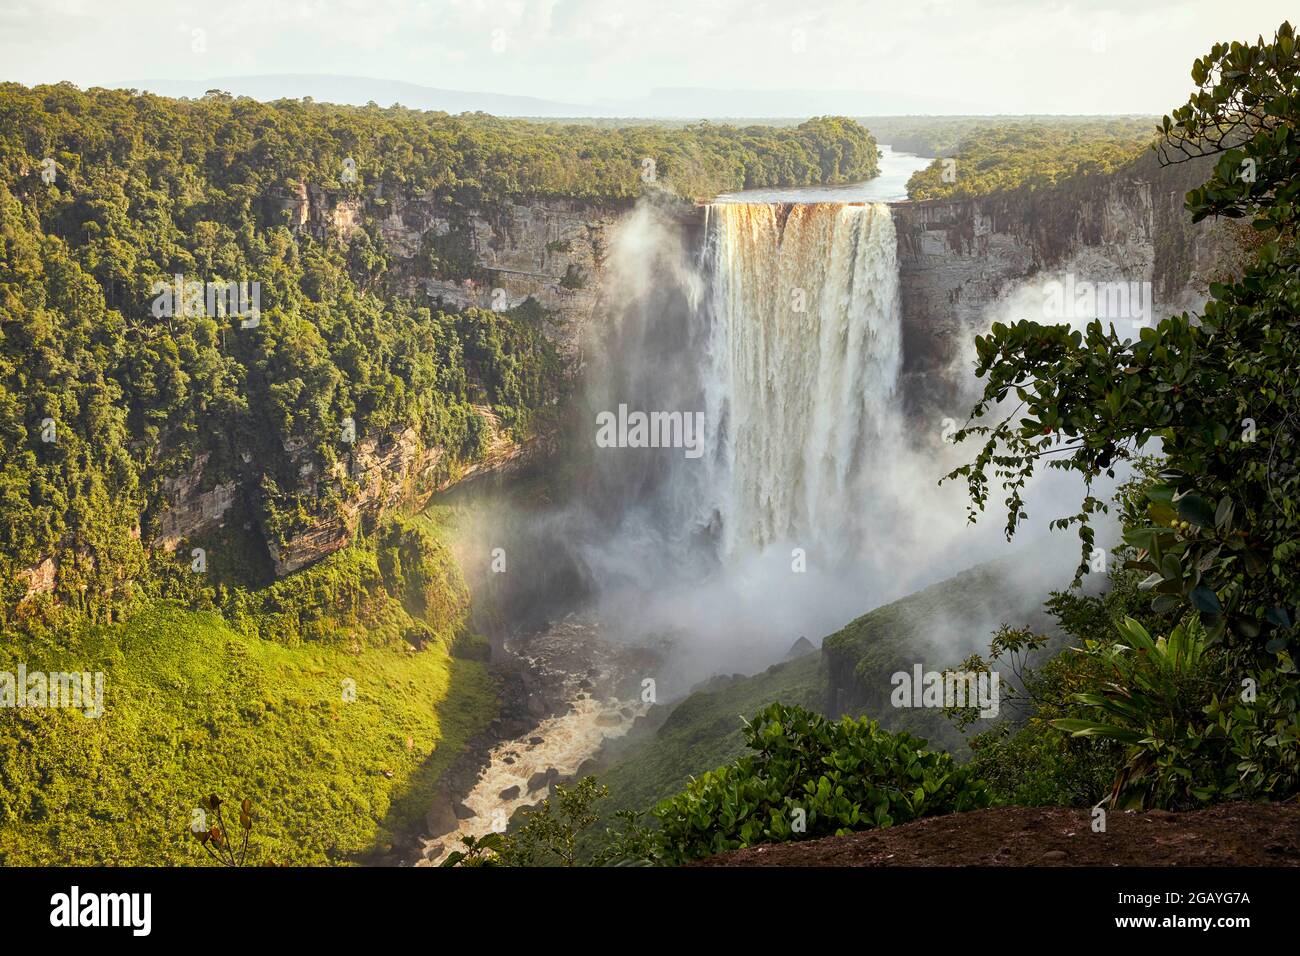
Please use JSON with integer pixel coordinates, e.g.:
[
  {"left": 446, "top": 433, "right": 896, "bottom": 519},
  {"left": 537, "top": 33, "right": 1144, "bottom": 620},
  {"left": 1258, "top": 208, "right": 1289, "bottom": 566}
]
[{"left": 0, "top": 0, "right": 1292, "bottom": 113}]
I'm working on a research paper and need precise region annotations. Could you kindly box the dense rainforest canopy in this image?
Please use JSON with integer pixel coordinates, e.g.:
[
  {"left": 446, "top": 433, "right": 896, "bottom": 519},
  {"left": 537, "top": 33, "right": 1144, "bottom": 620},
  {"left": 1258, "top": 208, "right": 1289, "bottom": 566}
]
[
  {"left": 0, "top": 84, "right": 879, "bottom": 204},
  {"left": 905, "top": 118, "right": 1155, "bottom": 199}
]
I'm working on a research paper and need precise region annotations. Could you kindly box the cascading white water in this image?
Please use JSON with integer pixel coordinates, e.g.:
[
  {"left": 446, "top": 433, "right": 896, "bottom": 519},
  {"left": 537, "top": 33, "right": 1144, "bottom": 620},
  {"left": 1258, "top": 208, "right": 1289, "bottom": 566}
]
[
  {"left": 701, "top": 202, "right": 903, "bottom": 566},
  {"left": 445, "top": 195, "right": 912, "bottom": 711}
]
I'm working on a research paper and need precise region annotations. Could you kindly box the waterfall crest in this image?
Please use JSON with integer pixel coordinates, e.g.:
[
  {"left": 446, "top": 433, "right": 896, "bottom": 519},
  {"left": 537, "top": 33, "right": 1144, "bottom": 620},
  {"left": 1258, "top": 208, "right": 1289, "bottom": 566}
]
[{"left": 701, "top": 202, "right": 903, "bottom": 565}]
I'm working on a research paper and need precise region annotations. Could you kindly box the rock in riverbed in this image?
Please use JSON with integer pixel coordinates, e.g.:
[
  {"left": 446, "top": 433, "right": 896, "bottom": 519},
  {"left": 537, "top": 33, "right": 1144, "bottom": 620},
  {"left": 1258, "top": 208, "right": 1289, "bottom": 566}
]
[{"left": 527, "top": 768, "right": 559, "bottom": 792}]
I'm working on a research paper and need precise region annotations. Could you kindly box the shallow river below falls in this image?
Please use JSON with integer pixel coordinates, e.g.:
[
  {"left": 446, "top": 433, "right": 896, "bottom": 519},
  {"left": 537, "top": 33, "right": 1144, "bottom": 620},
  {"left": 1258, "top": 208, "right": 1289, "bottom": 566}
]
[{"left": 415, "top": 614, "right": 652, "bottom": 866}]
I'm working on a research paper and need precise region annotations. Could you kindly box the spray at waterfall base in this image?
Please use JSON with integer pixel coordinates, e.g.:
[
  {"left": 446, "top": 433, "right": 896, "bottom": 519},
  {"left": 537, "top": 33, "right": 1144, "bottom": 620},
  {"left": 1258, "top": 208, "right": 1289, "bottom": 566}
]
[{"left": 484, "top": 198, "right": 1106, "bottom": 693}]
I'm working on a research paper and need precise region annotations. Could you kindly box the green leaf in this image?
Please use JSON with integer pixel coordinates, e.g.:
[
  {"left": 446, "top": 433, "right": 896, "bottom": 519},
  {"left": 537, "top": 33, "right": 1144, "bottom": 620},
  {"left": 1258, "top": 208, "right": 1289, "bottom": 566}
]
[
  {"left": 1264, "top": 606, "right": 1292, "bottom": 629},
  {"left": 1049, "top": 718, "right": 1145, "bottom": 745},
  {"left": 1151, "top": 593, "right": 1182, "bottom": 614},
  {"left": 1190, "top": 586, "right": 1222, "bottom": 613},
  {"left": 1214, "top": 496, "right": 1235, "bottom": 531},
  {"left": 1146, "top": 485, "right": 1176, "bottom": 506},
  {"left": 1160, "top": 552, "right": 1183, "bottom": 580},
  {"left": 1177, "top": 493, "right": 1216, "bottom": 527}
]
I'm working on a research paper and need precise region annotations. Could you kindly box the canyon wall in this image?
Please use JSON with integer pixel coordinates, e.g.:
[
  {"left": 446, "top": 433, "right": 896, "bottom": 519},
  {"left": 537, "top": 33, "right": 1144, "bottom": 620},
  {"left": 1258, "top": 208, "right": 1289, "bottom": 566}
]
[
  {"left": 156, "top": 188, "right": 631, "bottom": 575},
  {"left": 888, "top": 154, "right": 1241, "bottom": 424},
  {"left": 373, "top": 192, "right": 632, "bottom": 361},
  {"left": 156, "top": 158, "right": 1241, "bottom": 579}
]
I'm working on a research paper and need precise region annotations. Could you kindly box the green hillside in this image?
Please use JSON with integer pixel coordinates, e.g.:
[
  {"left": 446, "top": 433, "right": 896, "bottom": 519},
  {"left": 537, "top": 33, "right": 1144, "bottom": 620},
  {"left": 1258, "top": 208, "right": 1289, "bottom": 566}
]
[
  {"left": 580, "top": 551, "right": 1068, "bottom": 856},
  {"left": 0, "top": 508, "right": 497, "bottom": 865},
  {"left": 0, "top": 598, "right": 495, "bottom": 865}
]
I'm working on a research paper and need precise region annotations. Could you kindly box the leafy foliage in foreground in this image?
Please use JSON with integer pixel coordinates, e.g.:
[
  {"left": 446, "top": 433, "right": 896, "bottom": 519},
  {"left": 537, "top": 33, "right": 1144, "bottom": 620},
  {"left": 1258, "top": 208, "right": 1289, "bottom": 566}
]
[
  {"left": 647, "top": 703, "right": 987, "bottom": 865},
  {"left": 944, "top": 22, "right": 1300, "bottom": 656},
  {"left": 942, "top": 24, "right": 1300, "bottom": 815},
  {"left": 579, "top": 555, "right": 1061, "bottom": 862},
  {"left": 1053, "top": 616, "right": 1300, "bottom": 809},
  {"left": 441, "top": 777, "right": 609, "bottom": 868},
  {"left": 962, "top": 559, "right": 1143, "bottom": 808},
  {"left": 190, "top": 794, "right": 257, "bottom": 867},
  {"left": 444, "top": 706, "right": 986, "bottom": 868}
]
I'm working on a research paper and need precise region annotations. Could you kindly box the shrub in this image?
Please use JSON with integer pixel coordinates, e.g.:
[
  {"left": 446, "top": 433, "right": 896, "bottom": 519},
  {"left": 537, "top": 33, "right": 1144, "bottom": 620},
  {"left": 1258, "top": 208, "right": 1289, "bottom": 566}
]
[
  {"left": 442, "top": 777, "right": 608, "bottom": 867},
  {"left": 650, "top": 703, "right": 988, "bottom": 864},
  {"left": 1053, "top": 616, "right": 1300, "bottom": 808},
  {"left": 964, "top": 642, "right": 1124, "bottom": 807}
]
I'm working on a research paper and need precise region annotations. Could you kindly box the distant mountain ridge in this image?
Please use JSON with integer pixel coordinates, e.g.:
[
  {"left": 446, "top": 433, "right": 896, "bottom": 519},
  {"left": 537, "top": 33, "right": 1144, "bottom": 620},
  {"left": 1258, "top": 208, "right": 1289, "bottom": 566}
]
[
  {"left": 106, "top": 74, "right": 587, "bottom": 116},
  {"left": 105, "top": 73, "right": 980, "bottom": 117}
]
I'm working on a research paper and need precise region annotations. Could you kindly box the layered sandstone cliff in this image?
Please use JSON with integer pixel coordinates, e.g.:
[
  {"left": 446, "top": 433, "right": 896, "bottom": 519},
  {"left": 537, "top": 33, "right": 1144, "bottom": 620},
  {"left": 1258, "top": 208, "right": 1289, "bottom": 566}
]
[
  {"left": 156, "top": 187, "right": 622, "bottom": 575},
  {"left": 888, "top": 155, "right": 1240, "bottom": 424}
]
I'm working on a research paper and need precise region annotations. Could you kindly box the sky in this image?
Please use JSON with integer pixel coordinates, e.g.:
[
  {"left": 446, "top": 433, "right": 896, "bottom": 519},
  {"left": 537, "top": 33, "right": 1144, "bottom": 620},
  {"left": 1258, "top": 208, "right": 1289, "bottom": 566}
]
[{"left": 0, "top": 0, "right": 1292, "bottom": 114}]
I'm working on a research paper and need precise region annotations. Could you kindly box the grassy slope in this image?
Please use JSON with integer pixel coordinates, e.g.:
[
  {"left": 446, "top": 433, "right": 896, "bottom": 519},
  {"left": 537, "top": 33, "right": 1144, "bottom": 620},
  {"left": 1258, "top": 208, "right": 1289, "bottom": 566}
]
[
  {"left": 585, "top": 550, "right": 1066, "bottom": 849},
  {"left": 0, "top": 532, "right": 498, "bottom": 865},
  {"left": 822, "top": 557, "right": 1062, "bottom": 720},
  {"left": 593, "top": 654, "right": 828, "bottom": 823}
]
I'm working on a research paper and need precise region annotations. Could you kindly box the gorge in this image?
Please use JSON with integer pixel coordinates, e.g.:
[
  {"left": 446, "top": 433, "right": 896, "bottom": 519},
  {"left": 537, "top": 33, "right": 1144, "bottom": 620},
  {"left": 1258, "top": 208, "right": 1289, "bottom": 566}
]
[
  {"left": 0, "top": 91, "right": 1242, "bottom": 866},
  {"left": 157, "top": 144, "right": 1231, "bottom": 588},
  {"left": 3, "top": 2, "right": 1296, "bottom": 893},
  {"left": 398, "top": 147, "right": 1234, "bottom": 862}
]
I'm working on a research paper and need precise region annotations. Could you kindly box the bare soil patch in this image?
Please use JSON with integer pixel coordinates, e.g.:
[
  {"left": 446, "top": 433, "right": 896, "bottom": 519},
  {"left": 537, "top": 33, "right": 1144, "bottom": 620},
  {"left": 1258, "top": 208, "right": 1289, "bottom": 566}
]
[{"left": 691, "top": 803, "right": 1300, "bottom": 867}]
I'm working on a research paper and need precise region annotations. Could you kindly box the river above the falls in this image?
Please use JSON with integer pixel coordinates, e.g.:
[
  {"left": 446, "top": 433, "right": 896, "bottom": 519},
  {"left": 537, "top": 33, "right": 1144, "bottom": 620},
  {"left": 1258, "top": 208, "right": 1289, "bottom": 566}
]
[{"left": 714, "top": 145, "right": 931, "bottom": 204}]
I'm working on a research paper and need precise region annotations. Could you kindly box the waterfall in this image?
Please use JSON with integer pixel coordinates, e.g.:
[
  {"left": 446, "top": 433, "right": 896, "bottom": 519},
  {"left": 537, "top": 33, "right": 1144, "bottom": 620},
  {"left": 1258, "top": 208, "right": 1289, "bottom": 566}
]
[
  {"left": 700, "top": 202, "right": 903, "bottom": 566},
  {"left": 534, "top": 196, "right": 913, "bottom": 676}
]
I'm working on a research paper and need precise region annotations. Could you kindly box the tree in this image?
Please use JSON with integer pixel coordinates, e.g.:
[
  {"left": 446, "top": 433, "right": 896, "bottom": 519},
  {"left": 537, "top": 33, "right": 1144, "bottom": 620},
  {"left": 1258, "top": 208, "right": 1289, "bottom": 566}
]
[
  {"left": 944, "top": 22, "right": 1299, "bottom": 657},
  {"left": 439, "top": 777, "right": 609, "bottom": 867}
]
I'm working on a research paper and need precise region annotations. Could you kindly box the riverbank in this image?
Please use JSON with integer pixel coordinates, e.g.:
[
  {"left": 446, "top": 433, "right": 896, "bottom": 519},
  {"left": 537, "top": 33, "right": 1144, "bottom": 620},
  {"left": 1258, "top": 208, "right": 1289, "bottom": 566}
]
[{"left": 388, "top": 612, "right": 660, "bottom": 866}]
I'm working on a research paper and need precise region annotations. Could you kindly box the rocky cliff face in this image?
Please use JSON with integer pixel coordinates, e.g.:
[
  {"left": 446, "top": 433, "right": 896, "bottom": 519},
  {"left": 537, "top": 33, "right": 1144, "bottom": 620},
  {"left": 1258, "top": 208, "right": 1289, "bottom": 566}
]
[
  {"left": 265, "top": 426, "right": 444, "bottom": 575},
  {"left": 156, "top": 187, "right": 626, "bottom": 575},
  {"left": 374, "top": 192, "right": 630, "bottom": 360},
  {"left": 156, "top": 161, "right": 1242, "bottom": 578},
  {"left": 154, "top": 452, "right": 238, "bottom": 553},
  {"left": 888, "top": 155, "right": 1241, "bottom": 425}
]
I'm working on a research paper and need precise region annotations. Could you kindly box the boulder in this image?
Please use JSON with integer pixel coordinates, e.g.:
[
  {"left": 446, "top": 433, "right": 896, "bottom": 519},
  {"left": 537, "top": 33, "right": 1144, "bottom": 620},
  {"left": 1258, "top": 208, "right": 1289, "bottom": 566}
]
[
  {"left": 424, "top": 797, "right": 457, "bottom": 836},
  {"left": 527, "top": 768, "right": 559, "bottom": 792}
]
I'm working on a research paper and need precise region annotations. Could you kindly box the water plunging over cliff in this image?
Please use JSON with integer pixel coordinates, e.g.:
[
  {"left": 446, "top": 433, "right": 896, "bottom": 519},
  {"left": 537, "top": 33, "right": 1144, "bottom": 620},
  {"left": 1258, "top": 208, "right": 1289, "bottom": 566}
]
[
  {"left": 416, "top": 184, "right": 1149, "bottom": 860},
  {"left": 699, "top": 202, "right": 903, "bottom": 566},
  {"left": 474, "top": 196, "right": 920, "bottom": 688}
]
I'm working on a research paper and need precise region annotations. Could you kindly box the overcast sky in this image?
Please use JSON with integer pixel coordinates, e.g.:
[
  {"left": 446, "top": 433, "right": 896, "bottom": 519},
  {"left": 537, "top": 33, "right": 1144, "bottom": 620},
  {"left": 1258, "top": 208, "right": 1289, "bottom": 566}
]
[{"left": 0, "top": 0, "right": 1292, "bottom": 114}]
